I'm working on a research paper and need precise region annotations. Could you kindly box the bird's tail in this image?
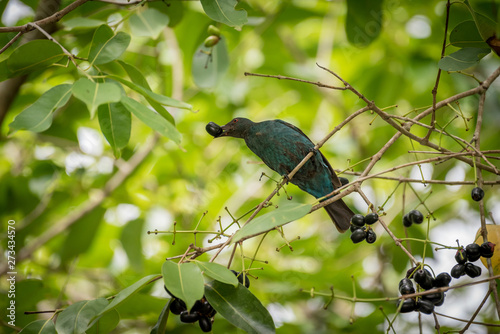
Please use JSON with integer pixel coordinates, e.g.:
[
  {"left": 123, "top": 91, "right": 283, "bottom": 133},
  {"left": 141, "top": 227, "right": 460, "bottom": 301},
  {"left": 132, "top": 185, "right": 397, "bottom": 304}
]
[{"left": 323, "top": 199, "right": 354, "bottom": 233}]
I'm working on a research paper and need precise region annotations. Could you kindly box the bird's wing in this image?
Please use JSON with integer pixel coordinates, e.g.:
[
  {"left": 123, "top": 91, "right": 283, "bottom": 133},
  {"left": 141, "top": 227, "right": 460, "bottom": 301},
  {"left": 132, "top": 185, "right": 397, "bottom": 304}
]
[{"left": 275, "top": 120, "right": 342, "bottom": 188}]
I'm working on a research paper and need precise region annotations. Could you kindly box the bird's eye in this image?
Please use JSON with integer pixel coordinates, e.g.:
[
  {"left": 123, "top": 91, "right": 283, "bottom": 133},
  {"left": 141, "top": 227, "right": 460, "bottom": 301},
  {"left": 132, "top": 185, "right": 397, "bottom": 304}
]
[{"left": 233, "top": 119, "right": 238, "bottom": 123}]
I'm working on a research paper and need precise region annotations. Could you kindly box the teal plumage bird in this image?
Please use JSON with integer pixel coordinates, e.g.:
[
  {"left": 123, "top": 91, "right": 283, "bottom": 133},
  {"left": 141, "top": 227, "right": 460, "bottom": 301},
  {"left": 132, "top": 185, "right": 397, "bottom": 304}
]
[{"left": 209, "top": 118, "right": 354, "bottom": 232}]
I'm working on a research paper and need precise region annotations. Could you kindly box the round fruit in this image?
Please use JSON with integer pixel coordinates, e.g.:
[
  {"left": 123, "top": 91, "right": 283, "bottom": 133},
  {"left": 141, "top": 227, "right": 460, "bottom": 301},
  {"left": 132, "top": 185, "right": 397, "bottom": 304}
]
[
  {"left": 479, "top": 241, "right": 495, "bottom": 258},
  {"left": 414, "top": 269, "right": 433, "bottom": 290},
  {"left": 180, "top": 311, "right": 200, "bottom": 323},
  {"left": 450, "top": 264, "right": 466, "bottom": 278},
  {"left": 351, "top": 214, "right": 365, "bottom": 227},
  {"left": 422, "top": 292, "right": 444, "bottom": 305},
  {"left": 366, "top": 230, "right": 377, "bottom": 244},
  {"left": 471, "top": 187, "right": 484, "bottom": 201},
  {"left": 207, "top": 25, "right": 220, "bottom": 37},
  {"left": 199, "top": 316, "right": 212, "bottom": 332},
  {"left": 231, "top": 270, "right": 250, "bottom": 288},
  {"left": 203, "top": 35, "right": 220, "bottom": 47},
  {"left": 365, "top": 213, "right": 379, "bottom": 225},
  {"left": 399, "top": 278, "right": 413, "bottom": 290},
  {"left": 206, "top": 122, "right": 222, "bottom": 137},
  {"left": 398, "top": 298, "right": 417, "bottom": 313},
  {"left": 466, "top": 243, "right": 481, "bottom": 262},
  {"left": 434, "top": 293, "right": 446, "bottom": 307},
  {"left": 433, "top": 272, "right": 452, "bottom": 287},
  {"left": 464, "top": 263, "right": 482, "bottom": 278},
  {"left": 416, "top": 299, "right": 435, "bottom": 314},
  {"left": 476, "top": 225, "right": 500, "bottom": 275},
  {"left": 406, "top": 266, "right": 418, "bottom": 279},
  {"left": 190, "top": 299, "right": 203, "bottom": 313},
  {"left": 350, "top": 225, "right": 365, "bottom": 233},
  {"left": 169, "top": 298, "right": 187, "bottom": 315},
  {"left": 455, "top": 248, "right": 467, "bottom": 264},
  {"left": 403, "top": 214, "right": 412, "bottom": 228},
  {"left": 339, "top": 177, "right": 349, "bottom": 186},
  {"left": 350, "top": 229, "right": 367, "bottom": 243},
  {"left": 409, "top": 210, "right": 424, "bottom": 224},
  {"left": 200, "top": 300, "right": 214, "bottom": 315},
  {"left": 399, "top": 283, "right": 415, "bottom": 295}
]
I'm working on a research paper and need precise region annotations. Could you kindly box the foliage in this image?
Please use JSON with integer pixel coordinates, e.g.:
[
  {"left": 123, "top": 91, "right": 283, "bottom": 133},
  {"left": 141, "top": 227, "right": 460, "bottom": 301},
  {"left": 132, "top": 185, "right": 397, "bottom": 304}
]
[{"left": 1, "top": 0, "right": 500, "bottom": 333}]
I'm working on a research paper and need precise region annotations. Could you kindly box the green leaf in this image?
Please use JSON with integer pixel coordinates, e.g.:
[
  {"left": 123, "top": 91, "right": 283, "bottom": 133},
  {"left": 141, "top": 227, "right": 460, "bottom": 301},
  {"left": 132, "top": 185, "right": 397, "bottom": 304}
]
[
  {"left": 60, "top": 207, "right": 106, "bottom": 264},
  {"left": 55, "top": 298, "right": 108, "bottom": 334},
  {"left": 6, "top": 40, "right": 65, "bottom": 78},
  {"left": 130, "top": 8, "right": 169, "bottom": 39},
  {"left": 200, "top": 0, "right": 247, "bottom": 28},
  {"left": 192, "top": 38, "right": 229, "bottom": 89},
  {"left": 204, "top": 280, "right": 275, "bottom": 334},
  {"left": 162, "top": 261, "right": 204, "bottom": 309},
  {"left": 63, "top": 18, "right": 105, "bottom": 30},
  {"left": 195, "top": 261, "right": 238, "bottom": 287},
  {"left": 464, "top": 0, "right": 497, "bottom": 41},
  {"left": 19, "top": 319, "right": 56, "bottom": 334},
  {"left": 72, "top": 78, "right": 122, "bottom": 118},
  {"left": 450, "top": 20, "right": 489, "bottom": 48},
  {"left": 9, "top": 84, "right": 72, "bottom": 133},
  {"left": 438, "top": 47, "right": 491, "bottom": 71},
  {"left": 88, "top": 25, "right": 131, "bottom": 65},
  {"left": 98, "top": 102, "right": 131, "bottom": 157},
  {"left": 109, "top": 75, "right": 192, "bottom": 110},
  {"left": 97, "top": 274, "right": 161, "bottom": 317},
  {"left": 232, "top": 203, "right": 312, "bottom": 244},
  {"left": 86, "top": 310, "right": 120, "bottom": 334},
  {"left": 117, "top": 60, "right": 175, "bottom": 124},
  {"left": 120, "top": 218, "right": 144, "bottom": 272},
  {"left": 150, "top": 302, "right": 169, "bottom": 334},
  {"left": 345, "top": 0, "right": 383, "bottom": 47},
  {"left": 120, "top": 96, "right": 182, "bottom": 144}
]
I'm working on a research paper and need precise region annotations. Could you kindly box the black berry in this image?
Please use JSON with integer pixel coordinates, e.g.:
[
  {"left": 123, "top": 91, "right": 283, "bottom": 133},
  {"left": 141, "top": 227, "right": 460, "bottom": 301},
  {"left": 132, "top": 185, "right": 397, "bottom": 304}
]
[
  {"left": 339, "top": 177, "right": 349, "bottom": 186},
  {"left": 403, "top": 214, "right": 412, "bottom": 228},
  {"left": 414, "top": 269, "right": 433, "bottom": 290},
  {"left": 433, "top": 272, "right": 452, "bottom": 287},
  {"left": 180, "top": 310, "right": 200, "bottom": 323},
  {"left": 351, "top": 214, "right": 365, "bottom": 227},
  {"left": 200, "top": 300, "right": 214, "bottom": 315},
  {"left": 365, "top": 230, "right": 377, "bottom": 244},
  {"left": 406, "top": 266, "right": 418, "bottom": 279},
  {"left": 399, "top": 278, "right": 413, "bottom": 290},
  {"left": 409, "top": 210, "right": 424, "bottom": 224},
  {"left": 464, "top": 263, "right": 482, "bottom": 278},
  {"left": 416, "top": 299, "right": 435, "bottom": 314},
  {"left": 169, "top": 298, "right": 187, "bottom": 315},
  {"left": 350, "top": 225, "right": 366, "bottom": 233},
  {"left": 399, "top": 283, "right": 415, "bottom": 295},
  {"left": 471, "top": 187, "right": 484, "bottom": 201},
  {"left": 398, "top": 298, "right": 417, "bottom": 313},
  {"left": 422, "top": 292, "right": 444, "bottom": 305},
  {"left": 465, "top": 243, "right": 481, "bottom": 262},
  {"left": 231, "top": 270, "right": 250, "bottom": 288},
  {"left": 365, "top": 213, "right": 379, "bottom": 225},
  {"left": 190, "top": 299, "right": 203, "bottom": 313},
  {"left": 450, "top": 264, "right": 466, "bottom": 278},
  {"left": 199, "top": 316, "right": 212, "bottom": 332},
  {"left": 479, "top": 241, "right": 495, "bottom": 258},
  {"left": 350, "top": 229, "right": 367, "bottom": 243},
  {"left": 434, "top": 293, "right": 446, "bottom": 307},
  {"left": 206, "top": 122, "right": 222, "bottom": 137},
  {"left": 455, "top": 248, "right": 467, "bottom": 264}
]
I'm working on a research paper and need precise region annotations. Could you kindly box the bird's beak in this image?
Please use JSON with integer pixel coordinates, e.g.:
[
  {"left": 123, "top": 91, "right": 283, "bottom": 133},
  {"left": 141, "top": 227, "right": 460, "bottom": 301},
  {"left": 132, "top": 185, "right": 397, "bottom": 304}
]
[{"left": 215, "top": 125, "right": 229, "bottom": 138}]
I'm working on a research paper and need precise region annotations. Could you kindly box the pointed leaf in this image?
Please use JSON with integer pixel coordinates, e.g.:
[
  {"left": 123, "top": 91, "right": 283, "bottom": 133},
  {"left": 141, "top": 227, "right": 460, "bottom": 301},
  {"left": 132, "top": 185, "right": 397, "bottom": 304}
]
[
  {"left": 204, "top": 280, "right": 275, "bottom": 334},
  {"left": 109, "top": 75, "right": 191, "bottom": 110},
  {"left": 88, "top": 25, "right": 131, "bottom": 65},
  {"left": 162, "top": 261, "right": 204, "bottom": 309},
  {"left": 63, "top": 18, "right": 105, "bottom": 30},
  {"left": 86, "top": 310, "right": 120, "bottom": 334},
  {"left": 98, "top": 102, "right": 131, "bottom": 157},
  {"left": 6, "top": 40, "right": 64, "bottom": 78},
  {"left": 120, "top": 218, "right": 144, "bottom": 272},
  {"left": 55, "top": 298, "right": 108, "bottom": 334},
  {"left": 232, "top": 203, "right": 312, "bottom": 244},
  {"left": 200, "top": 0, "right": 247, "bottom": 28},
  {"left": 345, "top": 0, "right": 383, "bottom": 47},
  {"left": 150, "top": 302, "right": 169, "bottom": 334},
  {"left": 195, "top": 261, "right": 238, "bottom": 287},
  {"left": 464, "top": 0, "right": 497, "bottom": 40},
  {"left": 9, "top": 84, "right": 72, "bottom": 132},
  {"left": 72, "top": 78, "right": 122, "bottom": 118},
  {"left": 438, "top": 47, "right": 491, "bottom": 71},
  {"left": 450, "top": 20, "right": 489, "bottom": 48},
  {"left": 130, "top": 8, "right": 169, "bottom": 39},
  {"left": 19, "top": 319, "right": 56, "bottom": 334},
  {"left": 97, "top": 274, "right": 161, "bottom": 317},
  {"left": 192, "top": 38, "right": 229, "bottom": 89},
  {"left": 121, "top": 96, "right": 181, "bottom": 144}
]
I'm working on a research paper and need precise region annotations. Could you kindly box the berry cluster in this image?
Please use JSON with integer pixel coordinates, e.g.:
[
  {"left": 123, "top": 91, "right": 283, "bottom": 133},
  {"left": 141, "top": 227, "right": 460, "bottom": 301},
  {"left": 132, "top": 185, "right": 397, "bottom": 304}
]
[
  {"left": 403, "top": 209, "right": 424, "bottom": 228},
  {"left": 397, "top": 268, "right": 451, "bottom": 314},
  {"left": 451, "top": 242, "right": 495, "bottom": 278},
  {"left": 350, "top": 213, "right": 378, "bottom": 244},
  {"left": 165, "top": 287, "right": 216, "bottom": 332}
]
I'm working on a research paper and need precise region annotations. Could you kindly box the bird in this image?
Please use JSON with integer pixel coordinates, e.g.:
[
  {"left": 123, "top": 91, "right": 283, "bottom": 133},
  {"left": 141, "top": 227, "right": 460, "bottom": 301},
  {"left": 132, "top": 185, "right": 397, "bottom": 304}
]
[{"left": 207, "top": 117, "right": 354, "bottom": 232}]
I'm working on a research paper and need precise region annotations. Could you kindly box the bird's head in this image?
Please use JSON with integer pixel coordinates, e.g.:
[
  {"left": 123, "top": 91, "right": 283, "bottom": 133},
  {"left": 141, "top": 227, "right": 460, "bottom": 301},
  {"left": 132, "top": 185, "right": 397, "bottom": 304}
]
[{"left": 211, "top": 118, "right": 254, "bottom": 139}]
